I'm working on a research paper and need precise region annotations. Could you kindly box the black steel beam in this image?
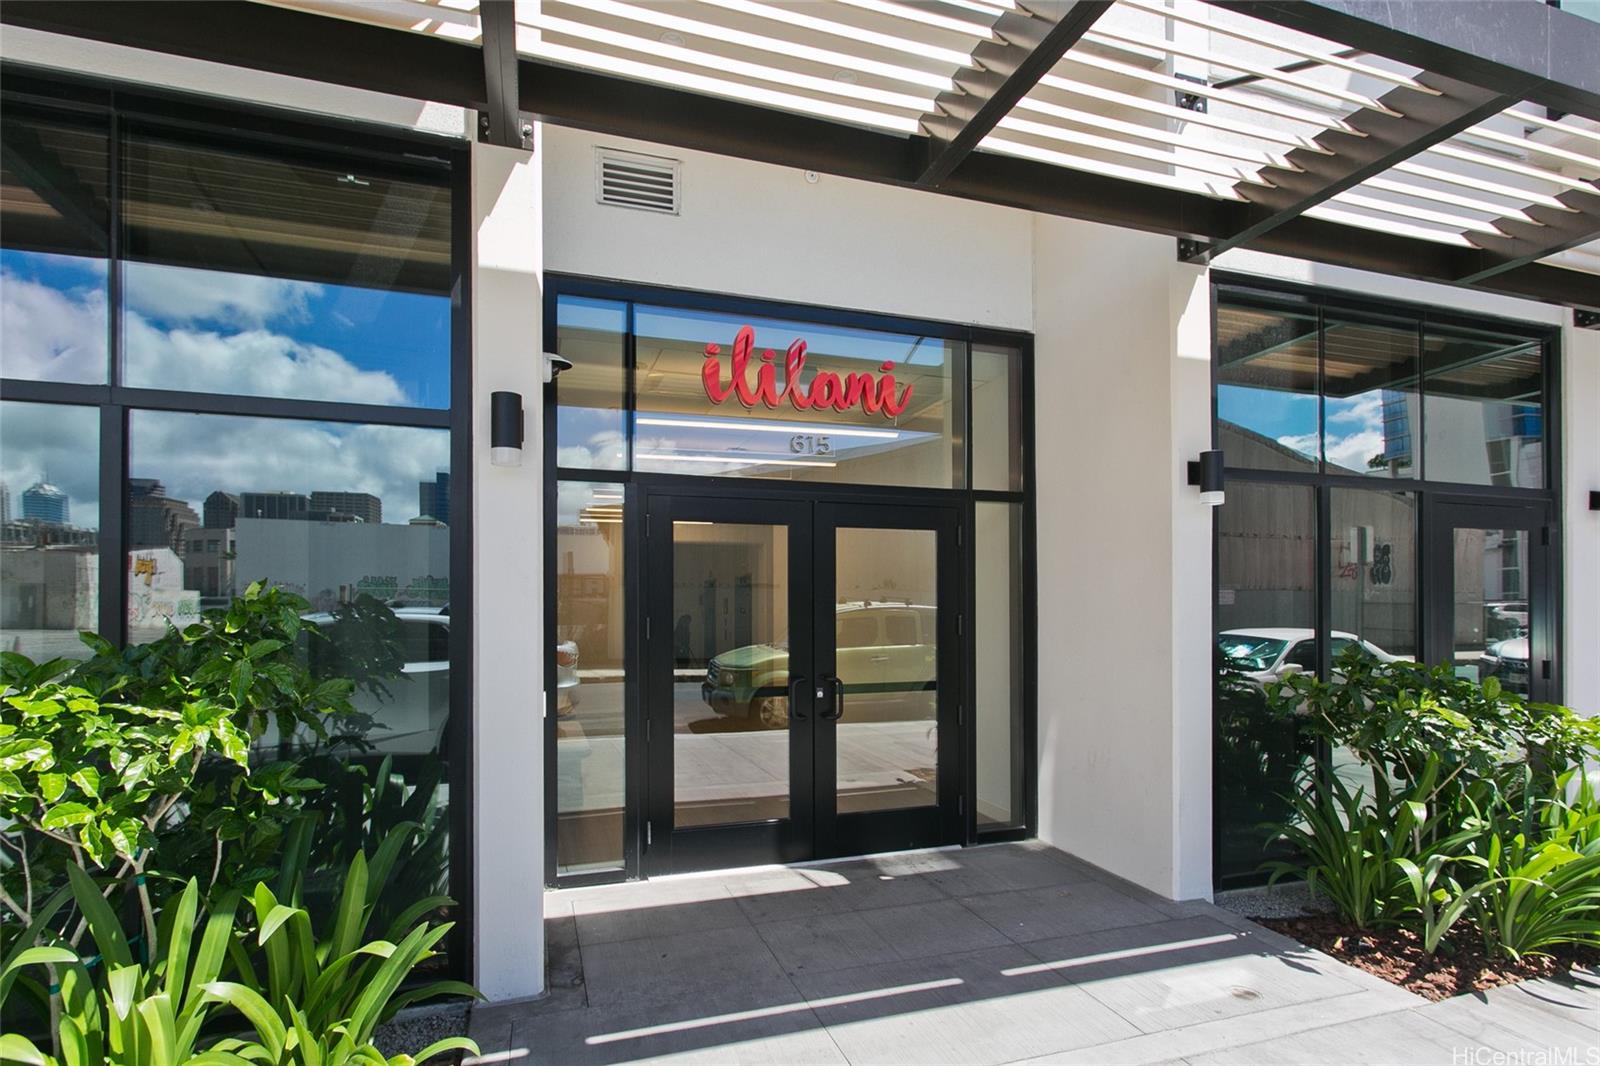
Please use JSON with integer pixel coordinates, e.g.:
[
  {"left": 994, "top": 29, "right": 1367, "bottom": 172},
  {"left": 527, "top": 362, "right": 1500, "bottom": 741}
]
[
  {"left": 1190, "top": 71, "right": 1521, "bottom": 261},
  {"left": 1457, "top": 185, "right": 1600, "bottom": 285},
  {"left": 2, "top": 0, "right": 1596, "bottom": 311},
  {"left": 477, "top": 0, "right": 528, "bottom": 150},
  {"left": 1211, "top": 0, "right": 1600, "bottom": 123},
  {"left": 916, "top": 0, "right": 1111, "bottom": 187}
]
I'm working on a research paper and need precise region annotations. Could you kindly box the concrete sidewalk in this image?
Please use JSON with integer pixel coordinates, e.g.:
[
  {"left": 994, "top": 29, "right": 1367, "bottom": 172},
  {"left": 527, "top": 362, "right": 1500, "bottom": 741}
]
[{"left": 466, "top": 842, "right": 1600, "bottom": 1065}]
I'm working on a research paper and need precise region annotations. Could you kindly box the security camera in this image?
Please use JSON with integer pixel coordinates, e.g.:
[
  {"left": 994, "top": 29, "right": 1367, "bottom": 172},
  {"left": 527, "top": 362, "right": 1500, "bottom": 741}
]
[{"left": 542, "top": 352, "right": 574, "bottom": 384}]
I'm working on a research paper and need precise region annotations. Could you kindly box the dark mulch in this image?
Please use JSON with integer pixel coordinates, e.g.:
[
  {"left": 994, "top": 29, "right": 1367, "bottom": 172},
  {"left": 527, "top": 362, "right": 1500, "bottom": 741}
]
[{"left": 1258, "top": 913, "right": 1600, "bottom": 1002}]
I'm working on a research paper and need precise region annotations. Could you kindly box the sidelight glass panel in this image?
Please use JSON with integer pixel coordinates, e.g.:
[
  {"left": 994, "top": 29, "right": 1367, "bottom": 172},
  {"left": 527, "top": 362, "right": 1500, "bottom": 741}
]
[
  {"left": 974, "top": 503, "right": 1024, "bottom": 829},
  {"left": 1214, "top": 481, "right": 1316, "bottom": 885},
  {"left": 1452, "top": 528, "right": 1531, "bottom": 693},
  {"left": 1328, "top": 489, "right": 1417, "bottom": 796},
  {"left": 555, "top": 481, "right": 627, "bottom": 873},
  {"left": 1423, "top": 327, "right": 1544, "bottom": 488},
  {"left": 1, "top": 109, "right": 110, "bottom": 384},
  {"left": 0, "top": 402, "right": 100, "bottom": 659},
  {"left": 1214, "top": 300, "right": 1319, "bottom": 471},
  {"left": 633, "top": 306, "right": 960, "bottom": 488},
  {"left": 834, "top": 527, "right": 939, "bottom": 814},
  {"left": 1322, "top": 316, "right": 1418, "bottom": 478},
  {"left": 673, "top": 520, "right": 790, "bottom": 828},
  {"left": 555, "top": 297, "right": 628, "bottom": 470},
  {"left": 120, "top": 133, "right": 452, "bottom": 407},
  {"left": 971, "top": 342, "right": 1023, "bottom": 491}
]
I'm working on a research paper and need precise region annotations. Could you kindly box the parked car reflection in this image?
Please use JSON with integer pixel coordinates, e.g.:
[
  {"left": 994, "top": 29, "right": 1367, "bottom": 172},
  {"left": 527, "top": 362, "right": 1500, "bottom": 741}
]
[
  {"left": 1216, "top": 628, "right": 1404, "bottom": 688},
  {"left": 701, "top": 602, "right": 936, "bottom": 729},
  {"left": 1478, "top": 635, "right": 1530, "bottom": 694}
]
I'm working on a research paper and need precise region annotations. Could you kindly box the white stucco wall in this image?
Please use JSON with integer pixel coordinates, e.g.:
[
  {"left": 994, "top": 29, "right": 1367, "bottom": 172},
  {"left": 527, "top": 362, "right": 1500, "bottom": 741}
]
[
  {"left": 1031, "top": 215, "right": 1214, "bottom": 900},
  {"left": 541, "top": 125, "right": 1033, "bottom": 330}
]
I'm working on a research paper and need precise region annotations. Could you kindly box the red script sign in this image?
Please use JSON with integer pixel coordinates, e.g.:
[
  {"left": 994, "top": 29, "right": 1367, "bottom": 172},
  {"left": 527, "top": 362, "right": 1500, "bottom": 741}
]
[{"left": 701, "top": 325, "right": 912, "bottom": 419}]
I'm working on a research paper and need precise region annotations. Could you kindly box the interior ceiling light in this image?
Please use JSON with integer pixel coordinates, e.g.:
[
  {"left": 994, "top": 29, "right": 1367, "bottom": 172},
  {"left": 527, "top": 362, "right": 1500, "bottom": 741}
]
[
  {"left": 636, "top": 416, "right": 900, "bottom": 439},
  {"left": 659, "top": 30, "right": 685, "bottom": 46},
  {"left": 636, "top": 452, "right": 840, "bottom": 467}
]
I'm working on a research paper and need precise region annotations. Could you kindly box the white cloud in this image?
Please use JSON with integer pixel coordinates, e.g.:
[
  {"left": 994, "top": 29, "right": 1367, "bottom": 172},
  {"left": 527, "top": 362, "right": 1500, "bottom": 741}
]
[
  {"left": 122, "top": 262, "right": 320, "bottom": 328},
  {"left": 0, "top": 271, "right": 107, "bottom": 383},
  {"left": 123, "top": 314, "right": 407, "bottom": 406},
  {"left": 131, "top": 413, "right": 448, "bottom": 526},
  {"left": 1326, "top": 392, "right": 1384, "bottom": 426},
  {"left": 0, "top": 401, "right": 102, "bottom": 526},
  {"left": 1323, "top": 429, "right": 1386, "bottom": 473}
]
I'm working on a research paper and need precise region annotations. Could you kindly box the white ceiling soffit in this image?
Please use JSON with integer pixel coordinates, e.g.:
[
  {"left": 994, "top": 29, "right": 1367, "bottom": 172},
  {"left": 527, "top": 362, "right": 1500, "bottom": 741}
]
[{"left": 256, "top": 0, "right": 1600, "bottom": 276}]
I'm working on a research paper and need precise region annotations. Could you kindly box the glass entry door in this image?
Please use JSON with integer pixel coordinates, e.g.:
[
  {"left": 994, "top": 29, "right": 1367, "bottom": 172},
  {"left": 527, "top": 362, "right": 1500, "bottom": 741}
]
[
  {"left": 1425, "top": 499, "right": 1557, "bottom": 704},
  {"left": 643, "top": 493, "right": 959, "bottom": 874}
]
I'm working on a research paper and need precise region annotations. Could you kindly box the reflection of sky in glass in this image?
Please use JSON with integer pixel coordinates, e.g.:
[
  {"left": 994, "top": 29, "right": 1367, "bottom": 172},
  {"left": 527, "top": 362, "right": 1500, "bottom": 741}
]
[
  {"left": 121, "top": 261, "right": 450, "bottom": 408},
  {"left": 130, "top": 410, "right": 448, "bottom": 525},
  {"left": 1217, "top": 385, "right": 1318, "bottom": 462},
  {"left": 0, "top": 401, "right": 100, "bottom": 528},
  {"left": 0, "top": 249, "right": 108, "bottom": 383}
]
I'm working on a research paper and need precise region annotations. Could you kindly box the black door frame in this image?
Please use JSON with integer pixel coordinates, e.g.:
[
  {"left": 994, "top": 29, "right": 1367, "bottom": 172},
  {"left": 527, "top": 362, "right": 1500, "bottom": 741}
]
[
  {"left": 1423, "top": 495, "right": 1559, "bottom": 704},
  {"left": 640, "top": 484, "right": 963, "bottom": 875}
]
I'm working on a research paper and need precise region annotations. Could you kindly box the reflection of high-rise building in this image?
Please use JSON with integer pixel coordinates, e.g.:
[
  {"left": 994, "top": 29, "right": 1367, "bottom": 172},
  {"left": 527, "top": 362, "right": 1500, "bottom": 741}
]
[
  {"left": 185, "top": 527, "right": 236, "bottom": 601},
  {"left": 128, "top": 479, "right": 199, "bottom": 555},
  {"left": 21, "top": 481, "right": 69, "bottom": 525},
  {"left": 0, "top": 481, "right": 11, "bottom": 524},
  {"left": 204, "top": 491, "right": 240, "bottom": 529},
  {"left": 309, "top": 491, "right": 381, "bottom": 524},
  {"left": 240, "top": 492, "right": 309, "bottom": 521},
  {"left": 418, "top": 471, "right": 450, "bottom": 525}
]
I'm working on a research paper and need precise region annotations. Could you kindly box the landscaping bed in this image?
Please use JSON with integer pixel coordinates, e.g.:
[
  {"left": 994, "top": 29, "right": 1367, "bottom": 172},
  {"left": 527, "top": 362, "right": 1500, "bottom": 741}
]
[{"left": 1257, "top": 912, "right": 1600, "bottom": 1002}]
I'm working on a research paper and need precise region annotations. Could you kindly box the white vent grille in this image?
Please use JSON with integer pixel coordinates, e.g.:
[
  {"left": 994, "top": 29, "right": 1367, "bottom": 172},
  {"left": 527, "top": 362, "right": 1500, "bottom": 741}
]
[{"left": 595, "top": 149, "right": 680, "bottom": 214}]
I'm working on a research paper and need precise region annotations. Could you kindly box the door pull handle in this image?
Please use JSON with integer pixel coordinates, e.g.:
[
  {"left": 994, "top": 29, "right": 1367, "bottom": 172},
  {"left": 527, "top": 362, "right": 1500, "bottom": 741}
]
[
  {"left": 819, "top": 674, "right": 845, "bottom": 720},
  {"left": 789, "top": 675, "right": 810, "bottom": 721}
]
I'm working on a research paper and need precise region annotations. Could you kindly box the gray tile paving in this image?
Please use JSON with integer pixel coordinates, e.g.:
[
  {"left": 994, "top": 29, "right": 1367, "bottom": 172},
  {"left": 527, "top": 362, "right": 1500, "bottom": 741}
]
[{"left": 467, "top": 843, "right": 1600, "bottom": 1066}]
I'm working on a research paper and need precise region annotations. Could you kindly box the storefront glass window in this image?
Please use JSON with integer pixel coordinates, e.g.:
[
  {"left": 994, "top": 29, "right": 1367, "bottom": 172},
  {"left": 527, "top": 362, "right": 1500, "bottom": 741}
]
[
  {"left": 555, "top": 296, "right": 628, "bottom": 470},
  {"left": 0, "top": 401, "right": 99, "bottom": 659},
  {"left": 1424, "top": 326, "right": 1544, "bottom": 488},
  {"left": 555, "top": 480, "right": 627, "bottom": 873},
  {"left": 1, "top": 109, "right": 110, "bottom": 384},
  {"left": 1323, "top": 317, "right": 1418, "bottom": 478},
  {"left": 974, "top": 501, "right": 1024, "bottom": 829},
  {"left": 120, "top": 134, "right": 452, "bottom": 408},
  {"left": 632, "top": 306, "right": 961, "bottom": 488},
  {"left": 1215, "top": 300, "right": 1319, "bottom": 471},
  {"left": 1214, "top": 481, "right": 1317, "bottom": 886},
  {"left": 971, "top": 342, "right": 1024, "bottom": 492}
]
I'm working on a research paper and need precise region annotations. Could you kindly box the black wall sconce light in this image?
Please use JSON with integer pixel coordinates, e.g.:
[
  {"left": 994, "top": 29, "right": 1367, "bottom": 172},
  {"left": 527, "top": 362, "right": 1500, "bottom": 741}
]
[
  {"left": 490, "top": 390, "right": 523, "bottom": 468},
  {"left": 1187, "top": 449, "right": 1225, "bottom": 507},
  {"left": 1591, "top": 490, "right": 1599, "bottom": 511}
]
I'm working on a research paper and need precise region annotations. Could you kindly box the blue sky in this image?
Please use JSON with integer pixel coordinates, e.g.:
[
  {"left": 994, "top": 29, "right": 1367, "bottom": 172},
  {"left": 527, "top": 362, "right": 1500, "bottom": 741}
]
[{"left": 2, "top": 248, "right": 450, "bottom": 407}]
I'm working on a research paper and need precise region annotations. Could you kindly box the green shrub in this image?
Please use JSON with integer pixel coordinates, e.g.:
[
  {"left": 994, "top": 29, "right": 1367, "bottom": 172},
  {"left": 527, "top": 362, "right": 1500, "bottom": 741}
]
[
  {"left": 1, "top": 843, "right": 477, "bottom": 1065},
  {"left": 1261, "top": 653, "right": 1600, "bottom": 961}
]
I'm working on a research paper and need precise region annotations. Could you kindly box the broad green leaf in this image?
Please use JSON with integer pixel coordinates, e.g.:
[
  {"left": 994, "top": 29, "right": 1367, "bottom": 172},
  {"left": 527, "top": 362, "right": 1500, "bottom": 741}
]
[
  {"left": 38, "top": 772, "right": 68, "bottom": 803},
  {"left": 0, "top": 1033, "right": 49, "bottom": 1066},
  {"left": 107, "top": 965, "right": 139, "bottom": 1022},
  {"left": 2, "top": 945, "right": 79, "bottom": 978},
  {"left": 65, "top": 864, "right": 133, "bottom": 968},
  {"left": 200, "top": 982, "right": 286, "bottom": 1060},
  {"left": 69, "top": 766, "right": 101, "bottom": 798}
]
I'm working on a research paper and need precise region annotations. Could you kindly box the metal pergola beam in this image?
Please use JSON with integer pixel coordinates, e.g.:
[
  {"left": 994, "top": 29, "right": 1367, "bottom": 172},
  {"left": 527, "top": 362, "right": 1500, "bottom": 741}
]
[
  {"left": 477, "top": 0, "right": 528, "bottom": 151},
  {"left": 916, "top": 0, "right": 1111, "bottom": 187},
  {"left": 1458, "top": 186, "right": 1600, "bottom": 285},
  {"left": 2, "top": 0, "right": 1596, "bottom": 311},
  {"left": 1190, "top": 71, "right": 1522, "bottom": 262},
  {"left": 1211, "top": 0, "right": 1600, "bottom": 123}
]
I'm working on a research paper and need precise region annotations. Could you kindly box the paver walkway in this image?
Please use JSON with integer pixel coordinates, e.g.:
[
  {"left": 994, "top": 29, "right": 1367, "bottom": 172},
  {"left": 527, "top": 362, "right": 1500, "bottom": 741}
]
[{"left": 466, "top": 841, "right": 1600, "bottom": 1065}]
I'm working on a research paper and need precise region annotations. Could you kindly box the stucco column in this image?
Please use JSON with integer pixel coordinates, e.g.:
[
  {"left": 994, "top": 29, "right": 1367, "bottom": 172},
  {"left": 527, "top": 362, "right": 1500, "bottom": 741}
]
[{"left": 471, "top": 131, "right": 545, "bottom": 1001}]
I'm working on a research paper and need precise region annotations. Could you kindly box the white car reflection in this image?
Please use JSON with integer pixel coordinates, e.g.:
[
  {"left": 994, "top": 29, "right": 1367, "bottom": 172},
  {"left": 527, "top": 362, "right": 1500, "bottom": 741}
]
[{"left": 1218, "top": 628, "right": 1404, "bottom": 688}]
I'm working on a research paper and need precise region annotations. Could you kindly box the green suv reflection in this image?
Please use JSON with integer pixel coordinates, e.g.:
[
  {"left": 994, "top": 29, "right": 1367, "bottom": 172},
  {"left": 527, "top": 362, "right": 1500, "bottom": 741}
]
[{"left": 701, "top": 603, "right": 937, "bottom": 729}]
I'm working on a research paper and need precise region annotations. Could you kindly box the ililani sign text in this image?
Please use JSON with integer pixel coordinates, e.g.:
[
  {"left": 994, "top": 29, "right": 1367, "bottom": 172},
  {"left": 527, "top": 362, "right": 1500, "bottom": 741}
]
[{"left": 701, "top": 325, "right": 913, "bottom": 419}]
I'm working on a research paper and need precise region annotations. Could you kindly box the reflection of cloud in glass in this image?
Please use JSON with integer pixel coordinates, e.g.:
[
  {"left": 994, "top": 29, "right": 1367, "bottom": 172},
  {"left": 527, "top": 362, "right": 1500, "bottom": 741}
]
[
  {"left": 123, "top": 261, "right": 320, "bottom": 328},
  {"left": 0, "top": 251, "right": 108, "bottom": 383},
  {"left": 130, "top": 411, "right": 448, "bottom": 525},
  {"left": 0, "top": 402, "right": 101, "bottom": 527}
]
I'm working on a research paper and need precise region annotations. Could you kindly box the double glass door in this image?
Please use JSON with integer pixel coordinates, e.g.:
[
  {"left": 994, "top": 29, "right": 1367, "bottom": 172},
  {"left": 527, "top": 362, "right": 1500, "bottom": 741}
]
[{"left": 643, "top": 492, "right": 960, "bottom": 874}]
